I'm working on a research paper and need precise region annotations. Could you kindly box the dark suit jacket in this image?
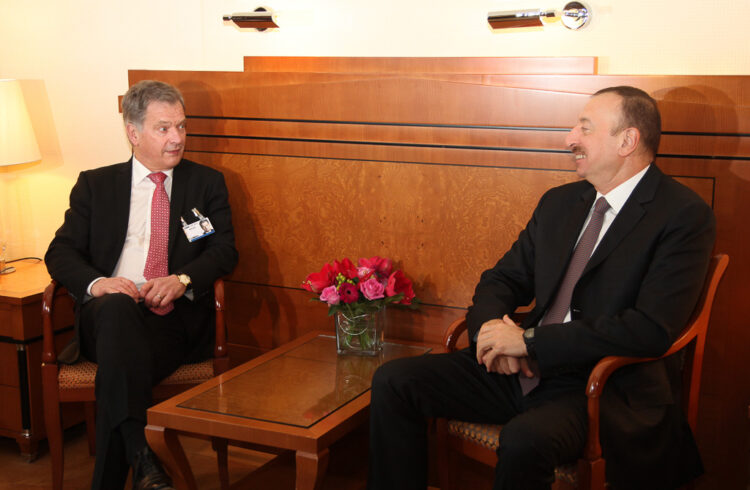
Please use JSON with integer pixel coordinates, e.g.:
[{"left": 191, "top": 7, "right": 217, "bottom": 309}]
[
  {"left": 466, "top": 165, "right": 715, "bottom": 489},
  {"left": 45, "top": 158, "right": 238, "bottom": 364}
]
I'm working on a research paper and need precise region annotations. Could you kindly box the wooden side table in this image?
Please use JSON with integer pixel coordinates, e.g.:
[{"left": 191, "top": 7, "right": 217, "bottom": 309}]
[{"left": 0, "top": 259, "right": 75, "bottom": 461}]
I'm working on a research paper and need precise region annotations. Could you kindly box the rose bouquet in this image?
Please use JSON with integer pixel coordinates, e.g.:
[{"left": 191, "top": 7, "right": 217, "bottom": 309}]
[{"left": 303, "top": 256, "right": 417, "bottom": 354}]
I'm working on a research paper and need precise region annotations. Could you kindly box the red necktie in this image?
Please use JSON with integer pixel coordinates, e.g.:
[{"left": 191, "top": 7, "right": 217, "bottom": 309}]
[
  {"left": 143, "top": 172, "right": 173, "bottom": 315},
  {"left": 520, "top": 197, "right": 610, "bottom": 395}
]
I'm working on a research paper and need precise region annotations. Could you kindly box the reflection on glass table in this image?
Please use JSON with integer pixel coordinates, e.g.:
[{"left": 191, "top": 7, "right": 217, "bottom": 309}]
[{"left": 178, "top": 335, "right": 431, "bottom": 428}]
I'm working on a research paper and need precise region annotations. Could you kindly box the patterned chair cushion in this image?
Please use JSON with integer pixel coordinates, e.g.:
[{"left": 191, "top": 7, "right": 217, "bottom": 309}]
[
  {"left": 446, "top": 419, "right": 579, "bottom": 487},
  {"left": 58, "top": 359, "right": 214, "bottom": 390}
]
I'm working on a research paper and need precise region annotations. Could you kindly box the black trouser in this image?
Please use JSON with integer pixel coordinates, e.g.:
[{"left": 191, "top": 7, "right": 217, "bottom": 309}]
[
  {"left": 367, "top": 349, "right": 588, "bottom": 490},
  {"left": 79, "top": 293, "right": 190, "bottom": 490}
]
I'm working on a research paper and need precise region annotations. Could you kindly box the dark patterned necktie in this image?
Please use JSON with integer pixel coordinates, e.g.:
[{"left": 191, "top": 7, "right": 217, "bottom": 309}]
[
  {"left": 520, "top": 197, "right": 610, "bottom": 395},
  {"left": 143, "top": 172, "right": 173, "bottom": 315}
]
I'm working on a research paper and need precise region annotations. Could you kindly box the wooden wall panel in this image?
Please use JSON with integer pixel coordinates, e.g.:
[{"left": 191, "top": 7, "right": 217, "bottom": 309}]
[
  {"left": 240, "top": 56, "right": 598, "bottom": 74},
  {"left": 129, "top": 57, "right": 748, "bottom": 489},
  {"left": 204, "top": 152, "right": 576, "bottom": 307}
]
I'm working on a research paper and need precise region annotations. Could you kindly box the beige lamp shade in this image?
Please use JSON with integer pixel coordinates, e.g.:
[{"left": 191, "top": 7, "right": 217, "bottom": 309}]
[{"left": 0, "top": 79, "right": 41, "bottom": 166}]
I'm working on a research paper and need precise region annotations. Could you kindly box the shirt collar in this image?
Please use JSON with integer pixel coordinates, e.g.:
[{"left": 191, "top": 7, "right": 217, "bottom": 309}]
[
  {"left": 131, "top": 155, "right": 174, "bottom": 185},
  {"left": 597, "top": 164, "right": 650, "bottom": 214}
]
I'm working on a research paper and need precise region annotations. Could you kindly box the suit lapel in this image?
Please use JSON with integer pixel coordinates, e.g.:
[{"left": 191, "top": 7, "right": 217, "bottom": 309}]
[
  {"left": 169, "top": 160, "right": 188, "bottom": 254},
  {"left": 583, "top": 165, "right": 661, "bottom": 274},
  {"left": 108, "top": 161, "right": 133, "bottom": 274}
]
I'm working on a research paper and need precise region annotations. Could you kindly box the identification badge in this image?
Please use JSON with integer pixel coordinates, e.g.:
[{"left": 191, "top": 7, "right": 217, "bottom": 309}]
[{"left": 181, "top": 208, "right": 215, "bottom": 242}]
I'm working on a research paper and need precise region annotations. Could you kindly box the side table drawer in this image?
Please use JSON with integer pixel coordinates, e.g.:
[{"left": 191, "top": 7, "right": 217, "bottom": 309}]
[
  {"left": 0, "top": 385, "right": 22, "bottom": 431},
  {"left": 0, "top": 342, "right": 20, "bottom": 387}
]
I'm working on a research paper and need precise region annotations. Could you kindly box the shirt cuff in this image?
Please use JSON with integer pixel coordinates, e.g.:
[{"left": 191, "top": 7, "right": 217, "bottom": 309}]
[{"left": 86, "top": 277, "right": 106, "bottom": 297}]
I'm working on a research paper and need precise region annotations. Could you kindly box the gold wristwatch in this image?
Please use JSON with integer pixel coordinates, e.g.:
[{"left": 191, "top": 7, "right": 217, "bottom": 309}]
[{"left": 176, "top": 273, "right": 192, "bottom": 288}]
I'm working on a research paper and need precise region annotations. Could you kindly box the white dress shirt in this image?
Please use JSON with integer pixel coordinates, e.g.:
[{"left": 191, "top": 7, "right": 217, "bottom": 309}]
[{"left": 87, "top": 157, "right": 173, "bottom": 294}]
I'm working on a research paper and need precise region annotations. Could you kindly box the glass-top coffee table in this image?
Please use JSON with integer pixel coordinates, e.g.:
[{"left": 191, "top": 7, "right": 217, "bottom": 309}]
[{"left": 145, "top": 331, "right": 431, "bottom": 490}]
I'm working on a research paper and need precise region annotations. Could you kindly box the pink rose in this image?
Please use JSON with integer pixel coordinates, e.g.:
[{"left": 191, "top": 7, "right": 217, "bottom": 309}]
[
  {"left": 359, "top": 277, "right": 385, "bottom": 300},
  {"left": 339, "top": 282, "right": 360, "bottom": 304},
  {"left": 386, "top": 270, "right": 415, "bottom": 305},
  {"left": 303, "top": 263, "right": 334, "bottom": 293},
  {"left": 319, "top": 285, "right": 340, "bottom": 305}
]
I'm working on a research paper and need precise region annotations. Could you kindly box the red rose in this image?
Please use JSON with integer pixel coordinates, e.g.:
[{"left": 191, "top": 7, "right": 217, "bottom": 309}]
[
  {"left": 303, "top": 263, "right": 334, "bottom": 293},
  {"left": 386, "top": 270, "right": 415, "bottom": 305},
  {"left": 359, "top": 256, "right": 393, "bottom": 278},
  {"left": 338, "top": 282, "right": 360, "bottom": 304},
  {"left": 333, "top": 258, "right": 358, "bottom": 280}
]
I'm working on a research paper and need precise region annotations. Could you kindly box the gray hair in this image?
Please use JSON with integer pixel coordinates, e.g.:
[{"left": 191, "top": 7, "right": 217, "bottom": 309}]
[{"left": 121, "top": 80, "right": 185, "bottom": 128}]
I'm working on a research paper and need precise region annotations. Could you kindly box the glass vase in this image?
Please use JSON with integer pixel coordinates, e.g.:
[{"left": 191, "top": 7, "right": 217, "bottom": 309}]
[{"left": 334, "top": 307, "right": 386, "bottom": 356}]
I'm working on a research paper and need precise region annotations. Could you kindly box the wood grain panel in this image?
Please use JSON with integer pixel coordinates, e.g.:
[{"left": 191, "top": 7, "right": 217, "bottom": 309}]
[
  {"left": 186, "top": 118, "right": 570, "bottom": 152},
  {"left": 225, "top": 281, "right": 454, "bottom": 358},
  {"left": 482, "top": 74, "right": 750, "bottom": 133},
  {"left": 0, "top": 385, "right": 22, "bottom": 431},
  {"left": 130, "top": 58, "right": 748, "bottom": 489},
  {"left": 199, "top": 152, "right": 576, "bottom": 306},
  {"left": 241, "top": 56, "right": 597, "bottom": 74},
  {"left": 187, "top": 137, "right": 576, "bottom": 171},
  {"left": 0, "top": 343, "right": 20, "bottom": 387}
]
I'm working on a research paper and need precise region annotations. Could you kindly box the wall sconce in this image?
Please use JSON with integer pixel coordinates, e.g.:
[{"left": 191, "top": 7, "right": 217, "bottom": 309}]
[
  {"left": 223, "top": 7, "right": 278, "bottom": 31},
  {"left": 488, "top": 2, "right": 591, "bottom": 30}
]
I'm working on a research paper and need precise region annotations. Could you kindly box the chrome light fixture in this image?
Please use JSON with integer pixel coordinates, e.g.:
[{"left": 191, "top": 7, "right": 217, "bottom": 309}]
[
  {"left": 223, "top": 7, "right": 278, "bottom": 31},
  {"left": 488, "top": 9, "right": 556, "bottom": 29},
  {"left": 560, "top": 1, "right": 590, "bottom": 30},
  {"left": 488, "top": 2, "right": 591, "bottom": 30}
]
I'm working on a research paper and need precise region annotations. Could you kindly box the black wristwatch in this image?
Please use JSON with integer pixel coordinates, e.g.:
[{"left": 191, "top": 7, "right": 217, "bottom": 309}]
[{"left": 523, "top": 327, "right": 537, "bottom": 360}]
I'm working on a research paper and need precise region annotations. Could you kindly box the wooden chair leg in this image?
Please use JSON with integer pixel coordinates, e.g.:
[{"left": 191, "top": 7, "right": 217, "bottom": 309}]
[
  {"left": 212, "top": 437, "right": 230, "bottom": 490},
  {"left": 42, "top": 368, "right": 64, "bottom": 490},
  {"left": 436, "top": 419, "right": 454, "bottom": 490},
  {"left": 577, "top": 457, "right": 606, "bottom": 490},
  {"left": 84, "top": 401, "right": 96, "bottom": 456}
]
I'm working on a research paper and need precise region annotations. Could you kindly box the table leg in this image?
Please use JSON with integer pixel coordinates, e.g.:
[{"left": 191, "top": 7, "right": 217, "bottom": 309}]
[
  {"left": 15, "top": 436, "right": 39, "bottom": 462},
  {"left": 295, "top": 448, "right": 330, "bottom": 490},
  {"left": 212, "top": 437, "right": 230, "bottom": 490},
  {"left": 145, "top": 424, "right": 197, "bottom": 490}
]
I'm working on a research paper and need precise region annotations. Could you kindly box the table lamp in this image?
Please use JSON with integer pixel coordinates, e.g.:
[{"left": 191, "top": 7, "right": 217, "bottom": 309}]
[{"left": 0, "top": 79, "right": 41, "bottom": 274}]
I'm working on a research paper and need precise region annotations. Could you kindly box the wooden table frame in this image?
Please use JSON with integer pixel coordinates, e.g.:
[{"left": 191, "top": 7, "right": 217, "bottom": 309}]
[{"left": 146, "top": 331, "right": 423, "bottom": 489}]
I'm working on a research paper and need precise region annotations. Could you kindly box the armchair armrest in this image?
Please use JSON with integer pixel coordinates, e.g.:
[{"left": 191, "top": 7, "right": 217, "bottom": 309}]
[
  {"left": 41, "top": 280, "right": 63, "bottom": 366},
  {"left": 442, "top": 317, "right": 468, "bottom": 353}
]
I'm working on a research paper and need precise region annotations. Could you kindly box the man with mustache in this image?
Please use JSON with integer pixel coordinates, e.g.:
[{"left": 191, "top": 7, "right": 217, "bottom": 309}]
[
  {"left": 368, "top": 86, "right": 715, "bottom": 490},
  {"left": 46, "top": 80, "right": 238, "bottom": 489}
]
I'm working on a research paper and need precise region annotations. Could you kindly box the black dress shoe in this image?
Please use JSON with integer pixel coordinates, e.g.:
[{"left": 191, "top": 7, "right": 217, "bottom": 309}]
[{"left": 132, "top": 446, "right": 175, "bottom": 490}]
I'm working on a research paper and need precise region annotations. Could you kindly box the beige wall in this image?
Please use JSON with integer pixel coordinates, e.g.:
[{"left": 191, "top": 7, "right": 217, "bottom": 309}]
[{"left": 0, "top": 0, "right": 748, "bottom": 259}]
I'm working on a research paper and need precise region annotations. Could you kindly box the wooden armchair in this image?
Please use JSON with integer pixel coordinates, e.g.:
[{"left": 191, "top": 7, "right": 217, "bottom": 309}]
[
  {"left": 41, "top": 279, "right": 230, "bottom": 490},
  {"left": 437, "top": 254, "right": 728, "bottom": 490}
]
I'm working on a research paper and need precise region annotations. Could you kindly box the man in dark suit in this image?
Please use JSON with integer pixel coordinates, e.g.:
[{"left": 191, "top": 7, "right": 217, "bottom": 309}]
[
  {"left": 45, "top": 80, "right": 238, "bottom": 490},
  {"left": 368, "top": 86, "right": 715, "bottom": 490}
]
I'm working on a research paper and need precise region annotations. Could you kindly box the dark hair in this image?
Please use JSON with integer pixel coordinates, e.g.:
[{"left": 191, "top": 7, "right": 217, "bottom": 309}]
[
  {"left": 121, "top": 80, "right": 185, "bottom": 128},
  {"left": 594, "top": 86, "right": 661, "bottom": 158}
]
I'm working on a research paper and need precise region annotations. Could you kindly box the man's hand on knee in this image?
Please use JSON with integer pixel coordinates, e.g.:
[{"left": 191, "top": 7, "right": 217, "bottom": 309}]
[
  {"left": 476, "top": 315, "right": 527, "bottom": 366},
  {"left": 140, "top": 275, "right": 186, "bottom": 309},
  {"left": 90, "top": 277, "right": 140, "bottom": 301},
  {"left": 487, "top": 355, "right": 535, "bottom": 378}
]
